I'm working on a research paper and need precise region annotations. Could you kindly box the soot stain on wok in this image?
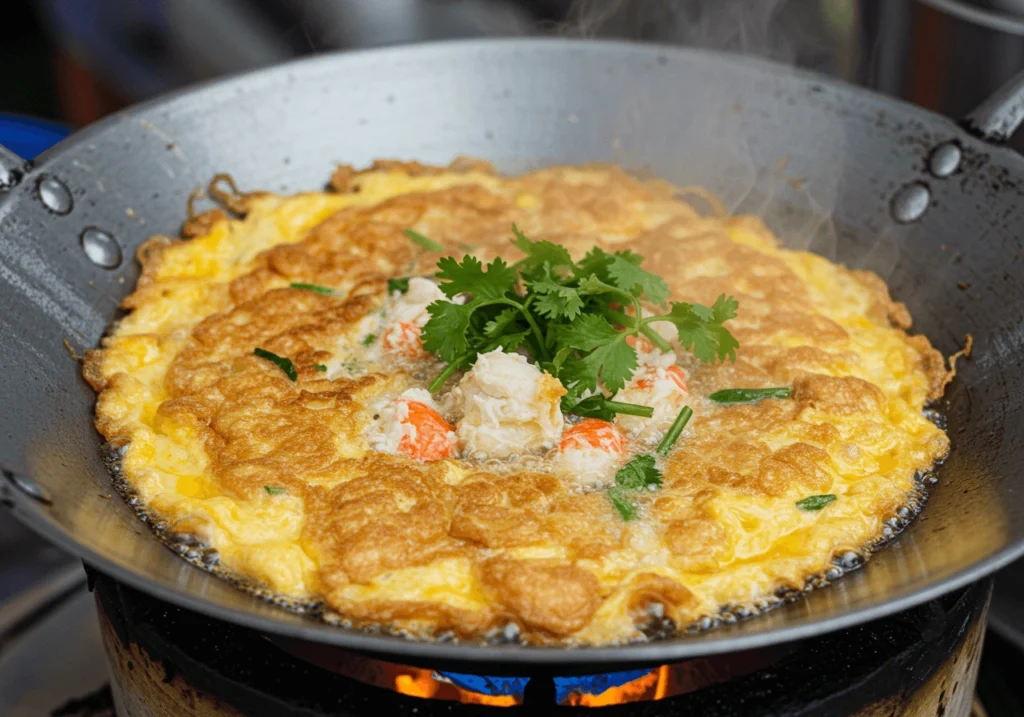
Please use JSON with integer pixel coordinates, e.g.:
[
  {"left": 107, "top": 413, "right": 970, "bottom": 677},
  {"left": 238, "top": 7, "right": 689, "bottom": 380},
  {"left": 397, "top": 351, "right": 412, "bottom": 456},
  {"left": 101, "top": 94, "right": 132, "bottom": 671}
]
[{"left": 98, "top": 428, "right": 941, "bottom": 645}]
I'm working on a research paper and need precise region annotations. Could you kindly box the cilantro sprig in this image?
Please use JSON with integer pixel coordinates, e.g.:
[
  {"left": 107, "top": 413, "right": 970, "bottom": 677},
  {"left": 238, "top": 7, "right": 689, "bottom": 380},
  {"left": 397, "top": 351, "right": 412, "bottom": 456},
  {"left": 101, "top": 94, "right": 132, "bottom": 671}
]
[
  {"left": 608, "top": 454, "right": 664, "bottom": 520},
  {"left": 419, "top": 225, "right": 739, "bottom": 415}
]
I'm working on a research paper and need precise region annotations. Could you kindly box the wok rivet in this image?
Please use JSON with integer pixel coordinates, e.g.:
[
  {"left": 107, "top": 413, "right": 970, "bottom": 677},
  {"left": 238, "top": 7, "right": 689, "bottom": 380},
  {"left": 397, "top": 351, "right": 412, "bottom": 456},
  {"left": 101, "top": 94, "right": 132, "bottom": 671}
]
[
  {"left": 3, "top": 470, "right": 53, "bottom": 505},
  {"left": 890, "top": 181, "right": 931, "bottom": 223},
  {"left": 81, "top": 227, "right": 123, "bottom": 269},
  {"left": 35, "top": 175, "right": 73, "bottom": 215},
  {"left": 928, "top": 141, "right": 962, "bottom": 178}
]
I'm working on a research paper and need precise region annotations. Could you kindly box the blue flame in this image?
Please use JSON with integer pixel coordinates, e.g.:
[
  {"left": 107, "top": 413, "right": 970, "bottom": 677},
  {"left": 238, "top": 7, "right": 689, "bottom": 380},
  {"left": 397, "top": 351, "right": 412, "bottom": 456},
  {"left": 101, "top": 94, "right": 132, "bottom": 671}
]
[{"left": 433, "top": 667, "right": 657, "bottom": 704}]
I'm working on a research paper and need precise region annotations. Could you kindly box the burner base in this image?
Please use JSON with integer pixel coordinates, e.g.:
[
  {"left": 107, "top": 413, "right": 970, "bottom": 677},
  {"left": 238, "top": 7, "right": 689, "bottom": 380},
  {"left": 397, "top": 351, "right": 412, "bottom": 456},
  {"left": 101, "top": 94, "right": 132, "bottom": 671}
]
[{"left": 92, "top": 570, "right": 991, "bottom": 716}]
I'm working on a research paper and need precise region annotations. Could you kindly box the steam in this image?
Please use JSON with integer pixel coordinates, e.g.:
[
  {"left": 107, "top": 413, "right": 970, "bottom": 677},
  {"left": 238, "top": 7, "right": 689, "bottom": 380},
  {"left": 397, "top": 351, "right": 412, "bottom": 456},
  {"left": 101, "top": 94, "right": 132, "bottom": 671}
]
[
  {"left": 284, "top": 0, "right": 879, "bottom": 272},
  {"left": 562, "top": 0, "right": 855, "bottom": 263},
  {"left": 565, "top": 0, "right": 797, "bottom": 60}
]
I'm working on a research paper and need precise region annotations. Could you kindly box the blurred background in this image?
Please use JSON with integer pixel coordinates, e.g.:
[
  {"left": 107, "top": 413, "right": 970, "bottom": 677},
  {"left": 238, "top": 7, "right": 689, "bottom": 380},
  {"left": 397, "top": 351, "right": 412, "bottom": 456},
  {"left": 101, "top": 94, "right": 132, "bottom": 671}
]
[
  {"left": 2, "top": 0, "right": 1024, "bottom": 134},
  {"left": 4, "top": 0, "right": 1024, "bottom": 714}
]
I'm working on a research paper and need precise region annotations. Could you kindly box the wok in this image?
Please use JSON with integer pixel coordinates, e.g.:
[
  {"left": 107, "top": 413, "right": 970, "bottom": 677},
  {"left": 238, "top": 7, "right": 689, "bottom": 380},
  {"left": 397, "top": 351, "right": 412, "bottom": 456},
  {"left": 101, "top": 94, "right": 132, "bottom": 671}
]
[{"left": 2, "top": 39, "right": 1024, "bottom": 668}]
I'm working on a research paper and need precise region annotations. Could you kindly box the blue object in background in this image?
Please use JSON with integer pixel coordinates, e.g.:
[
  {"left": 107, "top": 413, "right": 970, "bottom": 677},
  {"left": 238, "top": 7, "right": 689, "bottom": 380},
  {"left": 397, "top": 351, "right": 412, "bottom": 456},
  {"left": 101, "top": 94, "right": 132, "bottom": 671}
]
[{"left": 0, "top": 114, "right": 72, "bottom": 159}]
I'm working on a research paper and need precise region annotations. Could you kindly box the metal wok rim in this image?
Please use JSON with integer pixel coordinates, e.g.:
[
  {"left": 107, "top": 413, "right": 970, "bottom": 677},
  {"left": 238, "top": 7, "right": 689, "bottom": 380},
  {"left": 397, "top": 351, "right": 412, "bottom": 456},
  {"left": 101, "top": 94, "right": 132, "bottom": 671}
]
[{"left": 8, "top": 37, "right": 1024, "bottom": 665}]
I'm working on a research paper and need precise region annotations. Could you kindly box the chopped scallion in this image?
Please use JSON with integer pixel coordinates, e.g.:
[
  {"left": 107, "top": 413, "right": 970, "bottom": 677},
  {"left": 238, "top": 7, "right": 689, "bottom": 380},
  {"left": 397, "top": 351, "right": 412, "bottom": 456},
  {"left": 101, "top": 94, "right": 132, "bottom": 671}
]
[
  {"left": 290, "top": 282, "right": 334, "bottom": 295},
  {"left": 608, "top": 487, "right": 638, "bottom": 521},
  {"left": 602, "top": 399, "right": 655, "bottom": 418},
  {"left": 253, "top": 348, "right": 297, "bottom": 381},
  {"left": 708, "top": 387, "right": 791, "bottom": 404},
  {"left": 656, "top": 406, "right": 693, "bottom": 456},
  {"left": 404, "top": 229, "right": 445, "bottom": 252},
  {"left": 796, "top": 494, "right": 837, "bottom": 511}
]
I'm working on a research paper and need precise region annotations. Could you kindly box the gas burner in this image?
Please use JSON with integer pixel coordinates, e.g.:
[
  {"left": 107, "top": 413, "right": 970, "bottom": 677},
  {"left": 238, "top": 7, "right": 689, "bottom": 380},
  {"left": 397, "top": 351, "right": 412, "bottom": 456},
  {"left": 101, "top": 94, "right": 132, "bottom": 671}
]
[
  {"left": 88, "top": 570, "right": 990, "bottom": 715},
  {"left": 270, "top": 641, "right": 774, "bottom": 707}
]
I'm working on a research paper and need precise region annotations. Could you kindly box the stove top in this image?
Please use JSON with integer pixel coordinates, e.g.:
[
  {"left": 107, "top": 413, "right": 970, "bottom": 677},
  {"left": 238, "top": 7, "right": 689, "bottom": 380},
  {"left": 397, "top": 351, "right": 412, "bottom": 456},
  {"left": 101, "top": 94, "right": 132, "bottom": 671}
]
[{"left": 0, "top": 561, "right": 1002, "bottom": 716}]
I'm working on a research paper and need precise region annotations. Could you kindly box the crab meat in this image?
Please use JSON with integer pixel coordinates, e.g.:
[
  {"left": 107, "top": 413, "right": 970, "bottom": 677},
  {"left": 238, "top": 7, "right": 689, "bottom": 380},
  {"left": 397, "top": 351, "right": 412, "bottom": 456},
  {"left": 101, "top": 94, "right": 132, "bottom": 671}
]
[
  {"left": 559, "top": 418, "right": 627, "bottom": 488},
  {"left": 379, "top": 278, "right": 447, "bottom": 359},
  {"left": 615, "top": 365, "right": 689, "bottom": 439},
  {"left": 369, "top": 388, "right": 457, "bottom": 461},
  {"left": 454, "top": 349, "right": 566, "bottom": 458}
]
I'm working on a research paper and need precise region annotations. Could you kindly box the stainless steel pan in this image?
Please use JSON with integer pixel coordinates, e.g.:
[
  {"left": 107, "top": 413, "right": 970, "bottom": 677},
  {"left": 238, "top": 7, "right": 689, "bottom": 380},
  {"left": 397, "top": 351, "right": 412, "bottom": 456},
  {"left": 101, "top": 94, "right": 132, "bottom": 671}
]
[{"left": 3, "top": 39, "right": 1024, "bottom": 668}]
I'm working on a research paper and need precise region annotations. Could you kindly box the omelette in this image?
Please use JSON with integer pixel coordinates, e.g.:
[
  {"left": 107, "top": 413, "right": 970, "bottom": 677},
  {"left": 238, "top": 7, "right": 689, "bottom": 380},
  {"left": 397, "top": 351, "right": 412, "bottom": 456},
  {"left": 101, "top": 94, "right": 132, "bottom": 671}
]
[{"left": 84, "top": 159, "right": 955, "bottom": 646}]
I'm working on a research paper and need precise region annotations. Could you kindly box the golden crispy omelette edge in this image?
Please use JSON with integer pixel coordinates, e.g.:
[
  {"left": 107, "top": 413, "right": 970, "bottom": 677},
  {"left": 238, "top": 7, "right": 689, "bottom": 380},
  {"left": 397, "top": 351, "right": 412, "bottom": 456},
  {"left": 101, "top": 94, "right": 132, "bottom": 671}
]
[{"left": 82, "top": 158, "right": 958, "bottom": 645}]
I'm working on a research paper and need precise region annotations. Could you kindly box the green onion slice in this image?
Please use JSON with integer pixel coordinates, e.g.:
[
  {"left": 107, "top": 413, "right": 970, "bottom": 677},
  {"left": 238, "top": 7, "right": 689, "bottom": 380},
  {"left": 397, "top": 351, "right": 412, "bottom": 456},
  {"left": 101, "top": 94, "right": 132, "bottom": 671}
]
[
  {"left": 404, "top": 229, "right": 445, "bottom": 252},
  {"left": 608, "top": 487, "right": 638, "bottom": 521},
  {"left": 656, "top": 406, "right": 693, "bottom": 456},
  {"left": 289, "top": 282, "right": 334, "bottom": 295},
  {"left": 708, "top": 387, "right": 791, "bottom": 404},
  {"left": 796, "top": 494, "right": 837, "bottom": 511},
  {"left": 254, "top": 348, "right": 297, "bottom": 381}
]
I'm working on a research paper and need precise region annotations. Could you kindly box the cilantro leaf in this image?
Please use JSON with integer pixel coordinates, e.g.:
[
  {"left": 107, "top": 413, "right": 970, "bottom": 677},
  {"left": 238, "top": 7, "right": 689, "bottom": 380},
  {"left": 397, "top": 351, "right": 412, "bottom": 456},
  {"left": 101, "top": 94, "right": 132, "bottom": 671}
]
[
  {"left": 435, "top": 255, "right": 517, "bottom": 300},
  {"left": 387, "top": 278, "right": 410, "bottom": 295},
  {"left": 615, "top": 454, "right": 663, "bottom": 491},
  {"left": 577, "top": 338, "right": 637, "bottom": 394},
  {"left": 607, "top": 251, "right": 670, "bottom": 308},
  {"left": 711, "top": 293, "right": 740, "bottom": 323},
  {"left": 576, "top": 273, "right": 621, "bottom": 298},
  {"left": 574, "top": 247, "right": 614, "bottom": 284},
  {"left": 553, "top": 313, "right": 637, "bottom": 393},
  {"left": 420, "top": 301, "right": 472, "bottom": 362},
  {"left": 486, "top": 330, "right": 530, "bottom": 354},
  {"left": 483, "top": 307, "right": 523, "bottom": 338},
  {"left": 512, "top": 225, "right": 574, "bottom": 276},
  {"left": 264, "top": 486, "right": 287, "bottom": 496},
  {"left": 550, "top": 346, "right": 574, "bottom": 372},
  {"left": 661, "top": 294, "right": 740, "bottom": 362},
  {"left": 552, "top": 314, "right": 620, "bottom": 352},
  {"left": 530, "top": 278, "right": 584, "bottom": 320}
]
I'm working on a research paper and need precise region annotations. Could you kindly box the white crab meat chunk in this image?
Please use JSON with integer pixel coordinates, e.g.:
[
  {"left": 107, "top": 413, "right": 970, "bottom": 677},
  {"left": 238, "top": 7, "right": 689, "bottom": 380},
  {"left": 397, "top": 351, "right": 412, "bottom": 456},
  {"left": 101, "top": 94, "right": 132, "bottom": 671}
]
[
  {"left": 615, "top": 363, "right": 690, "bottom": 439},
  {"left": 367, "top": 388, "right": 457, "bottom": 461},
  {"left": 559, "top": 418, "right": 628, "bottom": 489},
  {"left": 379, "top": 277, "right": 447, "bottom": 359},
  {"left": 454, "top": 349, "right": 566, "bottom": 458}
]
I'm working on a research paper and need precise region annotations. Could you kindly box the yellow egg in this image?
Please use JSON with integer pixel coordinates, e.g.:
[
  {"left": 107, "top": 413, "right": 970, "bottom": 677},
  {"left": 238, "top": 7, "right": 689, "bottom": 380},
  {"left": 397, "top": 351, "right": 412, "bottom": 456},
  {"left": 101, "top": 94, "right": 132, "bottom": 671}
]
[{"left": 83, "top": 160, "right": 954, "bottom": 646}]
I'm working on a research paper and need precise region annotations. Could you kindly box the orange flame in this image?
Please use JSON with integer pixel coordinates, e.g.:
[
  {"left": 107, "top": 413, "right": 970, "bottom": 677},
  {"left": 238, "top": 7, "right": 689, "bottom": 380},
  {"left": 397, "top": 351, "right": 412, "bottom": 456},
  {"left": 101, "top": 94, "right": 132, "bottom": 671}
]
[
  {"left": 394, "top": 673, "right": 441, "bottom": 699},
  {"left": 392, "top": 668, "right": 517, "bottom": 706},
  {"left": 563, "top": 669, "right": 662, "bottom": 707},
  {"left": 270, "top": 638, "right": 741, "bottom": 708}
]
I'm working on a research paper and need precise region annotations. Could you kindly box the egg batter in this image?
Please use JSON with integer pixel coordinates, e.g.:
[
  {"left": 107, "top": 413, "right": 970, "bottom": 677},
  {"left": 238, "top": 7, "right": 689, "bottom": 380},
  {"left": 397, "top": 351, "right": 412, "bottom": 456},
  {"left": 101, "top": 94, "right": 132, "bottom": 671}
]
[{"left": 84, "top": 159, "right": 954, "bottom": 645}]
